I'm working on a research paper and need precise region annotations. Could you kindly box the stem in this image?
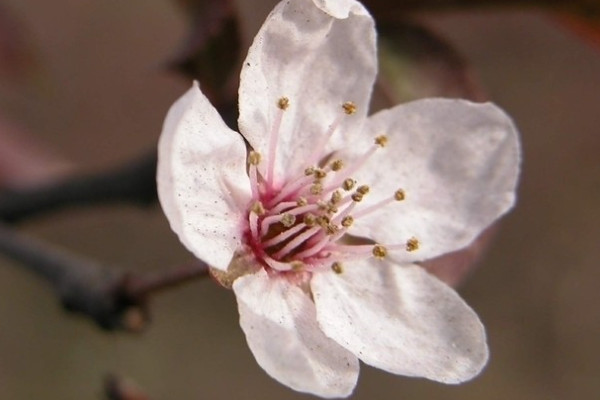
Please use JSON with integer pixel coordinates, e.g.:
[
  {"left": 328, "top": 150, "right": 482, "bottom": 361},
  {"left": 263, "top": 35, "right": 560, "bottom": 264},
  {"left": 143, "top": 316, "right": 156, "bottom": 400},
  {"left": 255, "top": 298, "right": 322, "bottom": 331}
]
[
  {"left": 0, "top": 223, "right": 209, "bottom": 332},
  {"left": 0, "top": 151, "right": 157, "bottom": 224}
]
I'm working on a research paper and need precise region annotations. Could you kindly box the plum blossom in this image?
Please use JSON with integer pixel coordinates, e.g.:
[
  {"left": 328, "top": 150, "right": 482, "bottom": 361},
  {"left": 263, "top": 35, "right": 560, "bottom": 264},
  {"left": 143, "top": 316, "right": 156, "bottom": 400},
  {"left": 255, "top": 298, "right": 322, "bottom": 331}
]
[{"left": 156, "top": 0, "right": 520, "bottom": 397}]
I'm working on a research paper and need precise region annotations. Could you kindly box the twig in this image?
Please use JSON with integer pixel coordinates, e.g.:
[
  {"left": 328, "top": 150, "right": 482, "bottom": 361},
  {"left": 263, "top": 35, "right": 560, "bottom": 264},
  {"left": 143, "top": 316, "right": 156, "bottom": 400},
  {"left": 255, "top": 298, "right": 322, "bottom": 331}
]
[
  {"left": 0, "top": 151, "right": 157, "bottom": 224},
  {"left": 0, "top": 223, "right": 210, "bottom": 331}
]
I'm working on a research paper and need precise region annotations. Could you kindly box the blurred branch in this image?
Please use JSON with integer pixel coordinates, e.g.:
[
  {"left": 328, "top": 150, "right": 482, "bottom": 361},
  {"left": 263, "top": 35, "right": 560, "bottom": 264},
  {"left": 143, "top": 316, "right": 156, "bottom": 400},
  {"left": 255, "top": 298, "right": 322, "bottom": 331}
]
[
  {"left": 0, "top": 151, "right": 157, "bottom": 224},
  {"left": 0, "top": 223, "right": 210, "bottom": 331}
]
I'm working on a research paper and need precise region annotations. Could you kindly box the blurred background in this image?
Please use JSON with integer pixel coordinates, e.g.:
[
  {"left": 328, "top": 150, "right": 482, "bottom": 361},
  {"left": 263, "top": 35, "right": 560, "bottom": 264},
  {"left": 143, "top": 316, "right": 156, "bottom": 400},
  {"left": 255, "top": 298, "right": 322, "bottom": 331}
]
[{"left": 0, "top": 0, "right": 599, "bottom": 399}]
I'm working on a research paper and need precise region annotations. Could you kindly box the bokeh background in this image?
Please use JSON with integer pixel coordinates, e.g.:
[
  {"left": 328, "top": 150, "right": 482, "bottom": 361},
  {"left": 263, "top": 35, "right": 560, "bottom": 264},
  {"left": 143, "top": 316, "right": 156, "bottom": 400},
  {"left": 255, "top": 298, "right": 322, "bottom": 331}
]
[{"left": 0, "top": 0, "right": 599, "bottom": 399}]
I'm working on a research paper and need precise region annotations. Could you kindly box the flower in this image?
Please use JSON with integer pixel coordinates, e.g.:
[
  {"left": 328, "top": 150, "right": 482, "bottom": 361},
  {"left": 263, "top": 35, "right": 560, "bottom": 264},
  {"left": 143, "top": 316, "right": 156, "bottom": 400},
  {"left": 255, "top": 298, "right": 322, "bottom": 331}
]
[{"left": 157, "top": 0, "right": 520, "bottom": 397}]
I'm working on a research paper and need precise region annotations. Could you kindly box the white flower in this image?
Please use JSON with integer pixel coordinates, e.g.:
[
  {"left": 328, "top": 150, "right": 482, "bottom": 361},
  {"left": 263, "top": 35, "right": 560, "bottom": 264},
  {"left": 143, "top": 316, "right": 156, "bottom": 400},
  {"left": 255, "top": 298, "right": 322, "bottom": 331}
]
[{"left": 157, "top": 0, "right": 520, "bottom": 397}]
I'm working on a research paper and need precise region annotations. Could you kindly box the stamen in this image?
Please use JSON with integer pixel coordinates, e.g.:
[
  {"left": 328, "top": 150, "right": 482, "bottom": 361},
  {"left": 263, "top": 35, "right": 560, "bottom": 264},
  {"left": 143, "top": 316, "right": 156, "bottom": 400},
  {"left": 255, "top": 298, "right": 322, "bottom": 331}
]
[
  {"left": 342, "top": 178, "right": 356, "bottom": 191},
  {"left": 278, "top": 97, "right": 290, "bottom": 110},
  {"left": 405, "top": 237, "right": 420, "bottom": 252},
  {"left": 394, "top": 189, "right": 406, "bottom": 201},
  {"left": 248, "top": 151, "right": 261, "bottom": 165},
  {"left": 352, "top": 188, "right": 406, "bottom": 219},
  {"left": 372, "top": 244, "right": 388, "bottom": 259},
  {"left": 374, "top": 135, "right": 388, "bottom": 147},
  {"left": 262, "top": 223, "right": 307, "bottom": 248},
  {"left": 281, "top": 213, "right": 296, "bottom": 228},
  {"left": 342, "top": 101, "right": 357, "bottom": 115},
  {"left": 341, "top": 215, "right": 354, "bottom": 227},
  {"left": 331, "top": 159, "right": 344, "bottom": 171},
  {"left": 306, "top": 103, "right": 356, "bottom": 167},
  {"left": 356, "top": 185, "right": 370, "bottom": 195},
  {"left": 331, "top": 261, "right": 343, "bottom": 274},
  {"left": 272, "top": 226, "right": 321, "bottom": 260},
  {"left": 266, "top": 98, "right": 288, "bottom": 186},
  {"left": 251, "top": 201, "right": 265, "bottom": 216}
]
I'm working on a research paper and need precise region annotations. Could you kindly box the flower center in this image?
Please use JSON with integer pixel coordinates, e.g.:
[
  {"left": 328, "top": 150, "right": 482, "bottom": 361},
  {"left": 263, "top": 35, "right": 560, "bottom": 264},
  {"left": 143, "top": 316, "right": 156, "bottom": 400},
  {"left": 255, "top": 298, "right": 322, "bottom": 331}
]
[{"left": 244, "top": 97, "right": 419, "bottom": 275}]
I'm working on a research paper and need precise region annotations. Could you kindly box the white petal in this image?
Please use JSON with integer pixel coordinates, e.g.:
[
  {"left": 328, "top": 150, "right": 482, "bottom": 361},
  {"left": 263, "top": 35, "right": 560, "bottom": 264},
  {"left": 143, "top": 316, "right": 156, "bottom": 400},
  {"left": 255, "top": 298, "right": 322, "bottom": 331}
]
[
  {"left": 233, "top": 269, "right": 359, "bottom": 398},
  {"left": 238, "top": 0, "right": 376, "bottom": 185},
  {"left": 157, "top": 82, "right": 251, "bottom": 270},
  {"left": 312, "top": 0, "right": 369, "bottom": 18},
  {"left": 312, "top": 262, "right": 488, "bottom": 383},
  {"left": 342, "top": 99, "right": 520, "bottom": 263}
]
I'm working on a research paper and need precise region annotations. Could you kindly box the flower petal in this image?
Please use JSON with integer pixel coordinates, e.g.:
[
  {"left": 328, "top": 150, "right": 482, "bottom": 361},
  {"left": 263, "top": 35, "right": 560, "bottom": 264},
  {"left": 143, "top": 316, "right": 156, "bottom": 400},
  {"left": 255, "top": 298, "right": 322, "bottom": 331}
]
[
  {"left": 157, "top": 82, "right": 251, "bottom": 270},
  {"left": 238, "top": 0, "right": 376, "bottom": 184},
  {"left": 341, "top": 99, "right": 520, "bottom": 263},
  {"left": 233, "top": 269, "right": 359, "bottom": 398},
  {"left": 311, "top": 262, "right": 488, "bottom": 383}
]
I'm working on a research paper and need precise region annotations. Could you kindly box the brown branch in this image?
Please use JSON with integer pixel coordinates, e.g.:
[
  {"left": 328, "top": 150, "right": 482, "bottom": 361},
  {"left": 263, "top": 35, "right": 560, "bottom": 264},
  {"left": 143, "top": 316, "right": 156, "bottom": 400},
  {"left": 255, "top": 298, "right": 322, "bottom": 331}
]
[
  {"left": 0, "top": 151, "right": 157, "bottom": 224},
  {"left": 0, "top": 223, "right": 210, "bottom": 332}
]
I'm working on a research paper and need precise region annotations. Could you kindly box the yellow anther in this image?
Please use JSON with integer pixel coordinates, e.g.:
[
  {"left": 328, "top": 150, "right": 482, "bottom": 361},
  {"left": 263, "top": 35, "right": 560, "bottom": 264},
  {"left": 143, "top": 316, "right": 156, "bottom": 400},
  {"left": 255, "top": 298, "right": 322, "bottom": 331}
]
[
  {"left": 372, "top": 244, "right": 388, "bottom": 259},
  {"left": 375, "top": 135, "right": 388, "bottom": 147},
  {"left": 317, "top": 200, "right": 328, "bottom": 211},
  {"left": 291, "top": 261, "right": 304, "bottom": 271},
  {"left": 331, "top": 261, "right": 343, "bottom": 274},
  {"left": 326, "top": 224, "right": 339, "bottom": 235},
  {"left": 331, "top": 159, "right": 344, "bottom": 171},
  {"left": 304, "top": 213, "right": 316, "bottom": 227},
  {"left": 313, "top": 168, "right": 327, "bottom": 179},
  {"left": 394, "top": 189, "right": 406, "bottom": 201},
  {"left": 310, "top": 183, "right": 323, "bottom": 195},
  {"left": 278, "top": 97, "right": 290, "bottom": 110},
  {"left": 326, "top": 203, "right": 338, "bottom": 214},
  {"left": 316, "top": 215, "right": 330, "bottom": 228},
  {"left": 342, "top": 101, "right": 357, "bottom": 115},
  {"left": 281, "top": 213, "right": 296, "bottom": 228},
  {"left": 304, "top": 166, "right": 315, "bottom": 176},
  {"left": 330, "top": 190, "right": 342, "bottom": 204},
  {"left": 341, "top": 215, "right": 354, "bottom": 227},
  {"left": 342, "top": 178, "right": 356, "bottom": 191},
  {"left": 248, "top": 151, "right": 261, "bottom": 166},
  {"left": 251, "top": 201, "right": 265, "bottom": 215},
  {"left": 351, "top": 192, "right": 364, "bottom": 202},
  {"left": 356, "top": 185, "right": 370, "bottom": 195},
  {"left": 297, "top": 197, "right": 308, "bottom": 206},
  {"left": 406, "top": 237, "right": 420, "bottom": 252}
]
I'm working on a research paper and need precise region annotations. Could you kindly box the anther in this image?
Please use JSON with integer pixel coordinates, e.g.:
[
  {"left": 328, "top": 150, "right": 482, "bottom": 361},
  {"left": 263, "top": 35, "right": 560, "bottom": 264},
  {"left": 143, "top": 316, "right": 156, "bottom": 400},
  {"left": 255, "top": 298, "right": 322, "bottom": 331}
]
[
  {"left": 316, "top": 215, "right": 330, "bottom": 228},
  {"left": 304, "top": 166, "right": 315, "bottom": 176},
  {"left": 342, "top": 101, "right": 357, "bottom": 115},
  {"left": 342, "top": 178, "right": 356, "bottom": 191},
  {"left": 313, "top": 169, "right": 327, "bottom": 179},
  {"left": 330, "top": 190, "right": 342, "bottom": 204},
  {"left": 326, "top": 224, "right": 339, "bottom": 235},
  {"left": 278, "top": 97, "right": 290, "bottom": 110},
  {"left": 375, "top": 135, "right": 388, "bottom": 147},
  {"left": 331, "top": 262, "right": 344, "bottom": 274},
  {"left": 281, "top": 213, "right": 296, "bottom": 228},
  {"left": 356, "top": 185, "right": 370, "bottom": 195},
  {"left": 351, "top": 192, "right": 364, "bottom": 202},
  {"left": 394, "top": 189, "right": 406, "bottom": 201},
  {"left": 291, "top": 261, "right": 304, "bottom": 271},
  {"left": 372, "top": 244, "right": 388, "bottom": 259},
  {"left": 406, "top": 237, "right": 420, "bottom": 252},
  {"left": 310, "top": 183, "right": 323, "bottom": 195},
  {"left": 297, "top": 197, "right": 308, "bottom": 206},
  {"left": 304, "top": 214, "right": 316, "bottom": 227},
  {"left": 341, "top": 215, "right": 354, "bottom": 227},
  {"left": 331, "top": 159, "right": 344, "bottom": 171},
  {"left": 248, "top": 151, "right": 261, "bottom": 165},
  {"left": 251, "top": 201, "right": 265, "bottom": 215}
]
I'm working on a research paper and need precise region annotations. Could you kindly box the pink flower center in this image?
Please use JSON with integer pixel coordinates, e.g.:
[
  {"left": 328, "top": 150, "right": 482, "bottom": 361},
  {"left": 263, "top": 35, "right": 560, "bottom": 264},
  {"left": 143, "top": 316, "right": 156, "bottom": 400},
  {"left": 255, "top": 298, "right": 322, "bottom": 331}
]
[{"left": 244, "top": 97, "right": 418, "bottom": 275}]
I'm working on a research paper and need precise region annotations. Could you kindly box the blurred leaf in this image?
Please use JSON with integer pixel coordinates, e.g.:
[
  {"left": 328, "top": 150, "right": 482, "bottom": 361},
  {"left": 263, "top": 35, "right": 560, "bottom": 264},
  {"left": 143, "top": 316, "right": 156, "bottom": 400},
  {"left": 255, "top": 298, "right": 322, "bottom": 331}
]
[
  {"left": 169, "top": 0, "right": 241, "bottom": 104},
  {"left": 0, "top": 2, "right": 37, "bottom": 81}
]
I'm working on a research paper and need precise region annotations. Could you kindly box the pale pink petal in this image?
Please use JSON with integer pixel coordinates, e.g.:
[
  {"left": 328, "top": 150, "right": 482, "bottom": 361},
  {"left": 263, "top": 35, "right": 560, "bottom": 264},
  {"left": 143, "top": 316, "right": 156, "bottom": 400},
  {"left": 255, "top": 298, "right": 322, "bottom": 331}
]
[
  {"left": 311, "top": 0, "right": 369, "bottom": 18},
  {"left": 238, "top": 0, "right": 376, "bottom": 185},
  {"left": 338, "top": 99, "right": 520, "bottom": 263},
  {"left": 233, "top": 269, "right": 359, "bottom": 398},
  {"left": 157, "top": 82, "right": 251, "bottom": 271},
  {"left": 312, "top": 262, "right": 488, "bottom": 383}
]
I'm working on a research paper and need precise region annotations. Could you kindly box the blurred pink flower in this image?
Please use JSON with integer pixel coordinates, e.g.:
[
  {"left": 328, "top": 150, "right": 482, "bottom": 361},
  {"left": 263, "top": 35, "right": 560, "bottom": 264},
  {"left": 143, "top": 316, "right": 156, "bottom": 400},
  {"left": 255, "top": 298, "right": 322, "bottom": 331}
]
[{"left": 157, "top": 0, "right": 520, "bottom": 397}]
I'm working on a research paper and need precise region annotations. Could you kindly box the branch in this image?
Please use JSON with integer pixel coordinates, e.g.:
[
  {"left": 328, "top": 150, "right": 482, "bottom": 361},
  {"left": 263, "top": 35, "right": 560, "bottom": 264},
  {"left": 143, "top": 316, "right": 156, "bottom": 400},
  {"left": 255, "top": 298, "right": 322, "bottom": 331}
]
[
  {"left": 0, "top": 223, "right": 210, "bottom": 331},
  {"left": 0, "top": 151, "right": 157, "bottom": 224}
]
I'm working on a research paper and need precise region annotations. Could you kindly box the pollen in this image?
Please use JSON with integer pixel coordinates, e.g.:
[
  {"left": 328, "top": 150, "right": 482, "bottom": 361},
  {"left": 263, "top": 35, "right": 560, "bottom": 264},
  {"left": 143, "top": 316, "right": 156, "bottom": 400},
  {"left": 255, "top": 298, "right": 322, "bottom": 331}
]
[
  {"left": 331, "top": 261, "right": 343, "bottom": 274},
  {"left": 248, "top": 151, "right": 261, "bottom": 166},
  {"left": 342, "top": 178, "right": 356, "bottom": 191},
  {"left": 394, "top": 189, "right": 406, "bottom": 201},
  {"left": 372, "top": 244, "right": 388, "bottom": 259},
  {"left": 331, "top": 159, "right": 344, "bottom": 171},
  {"left": 375, "top": 135, "right": 388, "bottom": 147},
  {"left": 278, "top": 97, "right": 290, "bottom": 110},
  {"left": 341, "top": 215, "right": 354, "bottom": 227},
  {"left": 406, "top": 237, "right": 420, "bottom": 252},
  {"left": 356, "top": 185, "right": 370, "bottom": 195},
  {"left": 251, "top": 201, "right": 265, "bottom": 215},
  {"left": 281, "top": 213, "right": 296, "bottom": 227},
  {"left": 342, "top": 101, "right": 357, "bottom": 115}
]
